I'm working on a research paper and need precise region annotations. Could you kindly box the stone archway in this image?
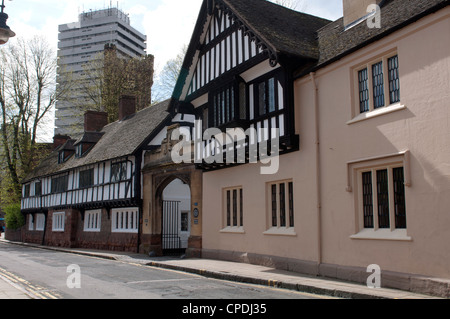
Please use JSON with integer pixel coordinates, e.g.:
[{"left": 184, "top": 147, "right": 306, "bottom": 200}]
[{"left": 139, "top": 124, "right": 202, "bottom": 257}]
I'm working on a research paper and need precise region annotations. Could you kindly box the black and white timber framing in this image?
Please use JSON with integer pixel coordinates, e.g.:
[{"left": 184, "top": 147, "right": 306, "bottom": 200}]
[{"left": 170, "top": 0, "right": 331, "bottom": 170}]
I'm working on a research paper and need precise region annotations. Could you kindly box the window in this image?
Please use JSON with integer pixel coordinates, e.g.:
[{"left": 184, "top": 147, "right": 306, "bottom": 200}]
[
  {"left": 210, "top": 79, "right": 247, "bottom": 128},
  {"left": 265, "top": 180, "right": 294, "bottom": 236},
  {"left": 52, "top": 212, "right": 65, "bottom": 232},
  {"left": 35, "top": 182, "right": 42, "bottom": 197},
  {"left": 51, "top": 175, "right": 69, "bottom": 194},
  {"left": 360, "top": 166, "right": 407, "bottom": 230},
  {"left": 84, "top": 210, "right": 101, "bottom": 232},
  {"left": 28, "top": 215, "right": 34, "bottom": 231},
  {"left": 58, "top": 150, "right": 74, "bottom": 164},
  {"left": 255, "top": 77, "right": 276, "bottom": 117},
  {"left": 79, "top": 169, "right": 94, "bottom": 189},
  {"left": 181, "top": 211, "right": 189, "bottom": 232},
  {"left": 212, "top": 83, "right": 235, "bottom": 127},
  {"left": 75, "top": 144, "right": 83, "bottom": 158},
  {"left": 35, "top": 214, "right": 45, "bottom": 231},
  {"left": 111, "top": 162, "right": 128, "bottom": 182},
  {"left": 24, "top": 184, "right": 31, "bottom": 198},
  {"left": 356, "top": 54, "right": 401, "bottom": 115},
  {"left": 223, "top": 187, "right": 243, "bottom": 229},
  {"left": 111, "top": 208, "right": 139, "bottom": 233}
]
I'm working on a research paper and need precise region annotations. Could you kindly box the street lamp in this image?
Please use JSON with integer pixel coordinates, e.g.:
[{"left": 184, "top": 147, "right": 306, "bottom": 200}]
[{"left": 0, "top": 0, "right": 15, "bottom": 45}]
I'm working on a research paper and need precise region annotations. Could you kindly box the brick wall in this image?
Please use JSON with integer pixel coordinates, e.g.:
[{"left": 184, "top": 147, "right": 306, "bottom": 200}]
[{"left": 18, "top": 209, "right": 139, "bottom": 253}]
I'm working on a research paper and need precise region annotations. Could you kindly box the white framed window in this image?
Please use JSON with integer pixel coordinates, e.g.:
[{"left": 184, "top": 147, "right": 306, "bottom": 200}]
[
  {"left": 264, "top": 180, "right": 295, "bottom": 236},
  {"left": 52, "top": 212, "right": 65, "bottom": 232},
  {"left": 28, "top": 215, "right": 34, "bottom": 231},
  {"left": 111, "top": 207, "right": 139, "bottom": 233},
  {"left": 36, "top": 214, "right": 45, "bottom": 231},
  {"left": 84, "top": 209, "right": 101, "bottom": 232},
  {"left": 221, "top": 186, "right": 244, "bottom": 232}
]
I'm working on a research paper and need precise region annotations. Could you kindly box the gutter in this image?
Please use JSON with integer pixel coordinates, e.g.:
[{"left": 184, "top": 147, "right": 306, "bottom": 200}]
[{"left": 310, "top": 72, "right": 322, "bottom": 268}]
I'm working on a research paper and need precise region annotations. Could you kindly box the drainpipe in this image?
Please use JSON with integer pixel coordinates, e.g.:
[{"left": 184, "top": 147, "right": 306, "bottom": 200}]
[{"left": 310, "top": 72, "right": 322, "bottom": 269}]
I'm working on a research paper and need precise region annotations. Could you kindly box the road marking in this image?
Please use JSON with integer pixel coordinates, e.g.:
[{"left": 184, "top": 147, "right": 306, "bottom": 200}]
[
  {"left": 127, "top": 278, "right": 202, "bottom": 284},
  {"left": 0, "top": 267, "right": 60, "bottom": 299}
]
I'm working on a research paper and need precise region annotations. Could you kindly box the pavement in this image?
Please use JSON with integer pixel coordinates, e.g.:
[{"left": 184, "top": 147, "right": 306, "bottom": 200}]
[{"left": 0, "top": 234, "right": 443, "bottom": 299}]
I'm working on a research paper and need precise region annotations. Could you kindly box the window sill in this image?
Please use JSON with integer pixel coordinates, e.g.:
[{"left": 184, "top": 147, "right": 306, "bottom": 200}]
[
  {"left": 111, "top": 230, "right": 138, "bottom": 234},
  {"left": 83, "top": 229, "right": 101, "bottom": 233},
  {"left": 350, "top": 228, "right": 412, "bottom": 241},
  {"left": 347, "top": 103, "right": 406, "bottom": 125},
  {"left": 220, "top": 226, "right": 245, "bottom": 234},
  {"left": 263, "top": 227, "right": 296, "bottom": 237}
]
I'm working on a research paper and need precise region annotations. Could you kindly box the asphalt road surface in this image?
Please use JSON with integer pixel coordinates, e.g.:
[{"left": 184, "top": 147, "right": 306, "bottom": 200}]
[{"left": 0, "top": 241, "right": 326, "bottom": 300}]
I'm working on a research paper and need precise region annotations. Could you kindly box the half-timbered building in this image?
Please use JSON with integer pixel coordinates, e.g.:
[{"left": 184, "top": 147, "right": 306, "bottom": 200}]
[
  {"left": 170, "top": 0, "right": 330, "bottom": 168},
  {"left": 168, "top": 0, "right": 450, "bottom": 296},
  {"left": 16, "top": 0, "right": 450, "bottom": 297},
  {"left": 20, "top": 97, "right": 172, "bottom": 251}
]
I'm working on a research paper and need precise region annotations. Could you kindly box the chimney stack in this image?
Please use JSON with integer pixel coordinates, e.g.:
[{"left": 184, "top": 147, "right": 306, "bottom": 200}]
[
  {"left": 53, "top": 134, "right": 70, "bottom": 150},
  {"left": 343, "top": 0, "right": 381, "bottom": 27},
  {"left": 84, "top": 110, "right": 108, "bottom": 132},
  {"left": 118, "top": 95, "right": 136, "bottom": 121}
]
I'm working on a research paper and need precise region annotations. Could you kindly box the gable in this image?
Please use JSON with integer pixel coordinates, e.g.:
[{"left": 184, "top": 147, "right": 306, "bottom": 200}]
[
  {"left": 185, "top": 5, "right": 268, "bottom": 100},
  {"left": 176, "top": 0, "right": 331, "bottom": 104}
]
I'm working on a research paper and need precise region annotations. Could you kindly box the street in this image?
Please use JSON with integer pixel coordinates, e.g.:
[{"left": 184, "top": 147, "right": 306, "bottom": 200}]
[{"left": 0, "top": 241, "right": 325, "bottom": 300}]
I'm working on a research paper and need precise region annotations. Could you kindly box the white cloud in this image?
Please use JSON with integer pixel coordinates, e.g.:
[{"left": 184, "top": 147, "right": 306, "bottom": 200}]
[{"left": 141, "top": 0, "right": 203, "bottom": 73}]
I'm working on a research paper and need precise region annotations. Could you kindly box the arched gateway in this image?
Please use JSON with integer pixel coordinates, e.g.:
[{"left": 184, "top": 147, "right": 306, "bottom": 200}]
[{"left": 139, "top": 124, "right": 202, "bottom": 257}]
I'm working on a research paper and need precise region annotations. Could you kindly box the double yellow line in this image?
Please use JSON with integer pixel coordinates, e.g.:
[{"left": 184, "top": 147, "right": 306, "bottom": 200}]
[{"left": 0, "top": 267, "right": 60, "bottom": 299}]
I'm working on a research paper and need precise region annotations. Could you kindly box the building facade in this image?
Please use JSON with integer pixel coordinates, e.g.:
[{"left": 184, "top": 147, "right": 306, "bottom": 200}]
[
  {"left": 16, "top": 0, "right": 450, "bottom": 297},
  {"left": 55, "top": 7, "right": 147, "bottom": 136},
  {"left": 170, "top": 0, "right": 450, "bottom": 296},
  {"left": 21, "top": 97, "right": 172, "bottom": 251}
]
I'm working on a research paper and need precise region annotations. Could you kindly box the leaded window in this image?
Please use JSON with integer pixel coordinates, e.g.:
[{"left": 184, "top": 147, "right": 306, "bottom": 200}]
[
  {"left": 111, "top": 162, "right": 127, "bottom": 182},
  {"left": 361, "top": 166, "right": 407, "bottom": 230},
  {"left": 388, "top": 55, "right": 400, "bottom": 104},
  {"left": 357, "top": 54, "right": 401, "bottom": 115},
  {"left": 79, "top": 168, "right": 94, "bottom": 189}
]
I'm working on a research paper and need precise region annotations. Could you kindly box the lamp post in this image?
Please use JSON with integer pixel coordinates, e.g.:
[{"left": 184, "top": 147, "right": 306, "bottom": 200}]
[{"left": 0, "top": 0, "right": 15, "bottom": 45}]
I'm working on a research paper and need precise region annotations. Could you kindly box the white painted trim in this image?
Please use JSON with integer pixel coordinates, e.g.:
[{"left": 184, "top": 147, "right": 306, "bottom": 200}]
[
  {"left": 350, "top": 229, "right": 412, "bottom": 241},
  {"left": 263, "top": 227, "right": 297, "bottom": 237},
  {"left": 220, "top": 226, "right": 245, "bottom": 234},
  {"left": 347, "top": 103, "right": 406, "bottom": 125}
]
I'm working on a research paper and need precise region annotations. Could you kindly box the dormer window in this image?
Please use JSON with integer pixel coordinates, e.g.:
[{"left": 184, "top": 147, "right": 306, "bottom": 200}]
[
  {"left": 58, "top": 150, "right": 74, "bottom": 164},
  {"left": 74, "top": 132, "right": 103, "bottom": 158},
  {"left": 76, "top": 144, "right": 83, "bottom": 158},
  {"left": 57, "top": 139, "right": 75, "bottom": 164}
]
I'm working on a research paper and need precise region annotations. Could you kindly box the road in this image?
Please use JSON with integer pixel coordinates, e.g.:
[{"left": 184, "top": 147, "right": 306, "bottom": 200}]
[{"left": 0, "top": 241, "right": 326, "bottom": 300}]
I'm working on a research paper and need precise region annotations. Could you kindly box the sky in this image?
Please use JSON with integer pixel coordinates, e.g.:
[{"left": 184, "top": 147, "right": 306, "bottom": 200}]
[
  {"left": 5, "top": 0, "right": 343, "bottom": 73},
  {"left": 2, "top": 0, "right": 343, "bottom": 141}
]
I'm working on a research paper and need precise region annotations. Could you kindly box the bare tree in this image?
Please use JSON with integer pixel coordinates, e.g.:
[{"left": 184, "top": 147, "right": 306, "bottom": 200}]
[
  {"left": 152, "top": 45, "right": 187, "bottom": 103},
  {"left": 65, "top": 44, "right": 154, "bottom": 126},
  {"left": 0, "top": 36, "right": 68, "bottom": 203},
  {"left": 270, "top": 0, "right": 307, "bottom": 11}
]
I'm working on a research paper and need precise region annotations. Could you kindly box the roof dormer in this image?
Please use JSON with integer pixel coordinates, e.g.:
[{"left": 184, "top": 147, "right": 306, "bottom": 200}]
[{"left": 58, "top": 139, "right": 76, "bottom": 164}]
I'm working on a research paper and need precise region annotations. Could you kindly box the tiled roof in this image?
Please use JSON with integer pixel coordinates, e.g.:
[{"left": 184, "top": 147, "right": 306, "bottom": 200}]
[
  {"left": 222, "top": 0, "right": 331, "bottom": 61},
  {"left": 311, "top": 0, "right": 449, "bottom": 73},
  {"left": 23, "top": 100, "right": 170, "bottom": 182}
]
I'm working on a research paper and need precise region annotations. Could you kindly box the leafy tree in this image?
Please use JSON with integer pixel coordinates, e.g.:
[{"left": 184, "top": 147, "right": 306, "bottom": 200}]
[{"left": 4, "top": 202, "right": 23, "bottom": 230}]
